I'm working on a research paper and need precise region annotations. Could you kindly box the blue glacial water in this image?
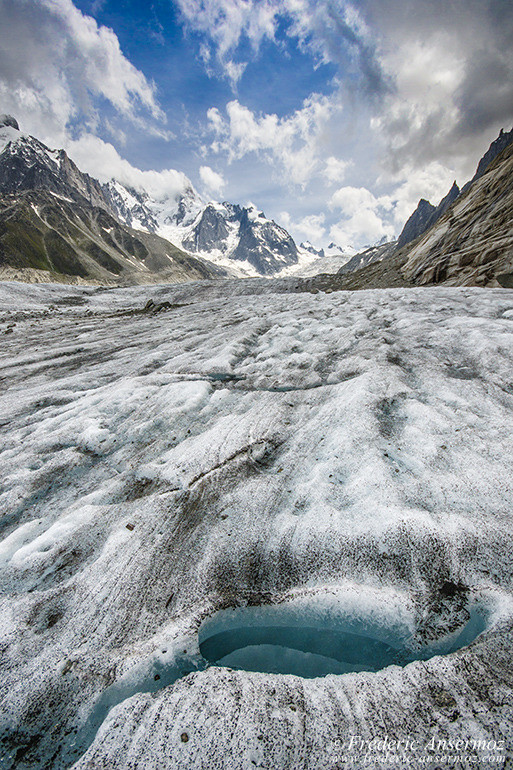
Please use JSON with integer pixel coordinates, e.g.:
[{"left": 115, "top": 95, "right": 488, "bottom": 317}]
[
  {"left": 56, "top": 601, "right": 488, "bottom": 766},
  {"left": 198, "top": 604, "right": 488, "bottom": 678}
]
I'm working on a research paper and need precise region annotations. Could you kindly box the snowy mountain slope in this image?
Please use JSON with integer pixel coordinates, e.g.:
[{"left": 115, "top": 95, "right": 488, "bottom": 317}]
[
  {"left": 300, "top": 240, "right": 324, "bottom": 257},
  {"left": 0, "top": 117, "right": 224, "bottom": 284},
  {"left": 281, "top": 238, "right": 401, "bottom": 280},
  {"left": 0, "top": 280, "right": 513, "bottom": 767},
  {"left": 0, "top": 188, "right": 224, "bottom": 284},
  {"left": 338, "top": 239, "right": 398, "bottom": 274},
  {"left": 280, "top": 251, "right": 354, "bottom": 278},
  {"left": 0, "top": 117, "right": 108, "bottom": 211},
  {"left": 324, "top": 240, "right": 356, "bottom": 258},
  {"left": 108, "top": 180, "right": 302, "bottom": 277},
  {"left": 102, "top": 180, "right": 159, "bottom": 233},
  {"left": 277, "top": 242, "right": 357, "bottom": 278}
]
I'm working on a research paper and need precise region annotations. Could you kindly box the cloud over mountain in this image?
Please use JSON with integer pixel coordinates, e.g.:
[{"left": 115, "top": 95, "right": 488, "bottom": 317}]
[{"left": 1, "top": 0, "right": 512, "bottom": 249}]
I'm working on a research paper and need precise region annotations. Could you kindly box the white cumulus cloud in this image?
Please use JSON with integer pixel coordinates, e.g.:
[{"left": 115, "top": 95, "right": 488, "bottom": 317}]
[
  {"left": 64, "top": 134, "right": 191, "bottom": 201},
  {"left": 280, "top": 212, "right": 327, "bottom": 245},
  {"left": 329, "top": 185, "right": 394, "bottom": 246},
  {"left": 199, "top": 165, "right": 226, "bottom": 195},
  {"left": 207, "top": 94, "right": 333, "bottom": 186},
  {"left": 0, "top": 0, "right": 164, "bottom": 145},
  {"left": 323, "top": 156, "right": 352, "bottom": 184},
  {"left": 175, "top": 0, "right": 279, "bottom": 84}
]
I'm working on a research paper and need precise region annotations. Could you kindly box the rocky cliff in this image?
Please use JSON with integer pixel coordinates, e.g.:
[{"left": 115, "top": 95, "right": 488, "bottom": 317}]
[{"left": 401, "top": 141, "right": 513, "bottom": 286}]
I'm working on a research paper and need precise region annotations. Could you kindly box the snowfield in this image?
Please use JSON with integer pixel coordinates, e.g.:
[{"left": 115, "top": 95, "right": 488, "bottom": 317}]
[{"left": 0, "top": 279, "right": 513, "bottom": 768}]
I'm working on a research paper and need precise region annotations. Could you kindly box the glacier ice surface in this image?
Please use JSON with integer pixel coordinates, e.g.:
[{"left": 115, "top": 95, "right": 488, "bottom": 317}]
[{"left": 0, "top": 279, "right": 512, "bottom": 768}]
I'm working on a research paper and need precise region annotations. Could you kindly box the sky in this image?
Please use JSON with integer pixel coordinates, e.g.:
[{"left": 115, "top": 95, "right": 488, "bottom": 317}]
[{"left": 1, "top": 0, "right": 512, "bottom": 249}]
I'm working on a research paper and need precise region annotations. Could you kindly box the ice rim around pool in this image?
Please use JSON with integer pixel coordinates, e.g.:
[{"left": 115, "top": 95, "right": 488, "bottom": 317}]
[
  {"left": 196, "top": 593, "right": 490, "bottom": 678},
  {"left": 61, "top": 585, "right": 505, "bottom": 766}
]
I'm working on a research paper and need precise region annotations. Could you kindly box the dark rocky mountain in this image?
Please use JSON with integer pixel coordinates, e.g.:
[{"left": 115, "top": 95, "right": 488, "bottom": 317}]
[
  {"left": 321, "top": 138, "right": 513, "bottom": 291},
  {"left": 431, "top": 180, "right": 460, "bottom": 223},
  {"left": 182, "top": 203, "right": 233, "bottom": 253},
  {"left": 0, "top": 114, "right": 19, "bottom": 130},
  {"left": 401, "top": 140, "right": 513, "bottom": 286},
  {"left": 397, "top": 127, "right": 513, "bottom": 250},
  {"left": 462, "top": 126, "right": 513, "bottom": 192},
  {"left": 396, "top": 183, "right": 460, "bottom": 250},
  {"left": 231, "top": 207, "right": 298, "bottom": 274},
  {"left": 0, "top": 116, "right": 224, "bottom": 284},
  {"left": 396, "top": 198, "right": 436, "bottom": 249},
  {"left": 0, "top": 188, "right": 224, "bottom": 284}
]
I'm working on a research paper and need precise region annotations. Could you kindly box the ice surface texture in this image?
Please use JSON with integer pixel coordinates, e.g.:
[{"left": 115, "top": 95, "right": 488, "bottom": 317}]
[{"left": 0, "top": 279, "right": 512, "bottom": 768}]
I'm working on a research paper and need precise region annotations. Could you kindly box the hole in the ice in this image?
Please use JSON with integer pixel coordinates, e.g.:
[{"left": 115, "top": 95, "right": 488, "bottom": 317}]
[
  {"left": 63, "top": 600, "right": 489, "bottom": 763},
  {"left": 198, "top": 602, "right": 489, "bottom": 678}
]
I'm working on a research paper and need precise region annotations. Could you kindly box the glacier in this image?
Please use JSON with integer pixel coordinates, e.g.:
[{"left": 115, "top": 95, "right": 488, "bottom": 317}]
[{"left": 0, "top": 279, "right": 513, "bottom": 768}]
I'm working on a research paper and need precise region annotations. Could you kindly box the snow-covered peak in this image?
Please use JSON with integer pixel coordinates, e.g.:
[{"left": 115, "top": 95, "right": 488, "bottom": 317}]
[
  {"left": 300, "top": 241, "right": 324, "bottom": 257},
  {"left": 151, "top": 184, "right": 203, "bottom": 227},
  {"left": 0, "top": 117, "right": 300, "bottom": 277},
  {"left": 0, "top": 126, "right": 109, "bottom": 210},
  {"left": 105, "top": 179, "right": 300, "bottom": 276},
  {"left": 325, "top": 241, "right": 356, "bottom": 257},
  {"left": 375, "top": 234, "right": 396, "bottom": 246},
  {"left": 0, "top": 119, "right": 23, "bottom": 154},
  {"left": 103, "top": 179, "right": 159, "bottom": 232},
  {"left": 0, "top": 117, "right": 59, "bottom": 166},
  {"left": 0, "top": 127, "right": 63, "bottom": 175}
]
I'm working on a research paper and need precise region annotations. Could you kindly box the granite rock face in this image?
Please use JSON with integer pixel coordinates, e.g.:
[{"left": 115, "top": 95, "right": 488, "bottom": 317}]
[
  {"left": 181, "top": 202, "right": 300, "bottom": 275},
  {"left": 182, "top": 203, "right": 232, "bottom": 253},
  {"left": 402, "top": 141, "right": 513, "bottom": 286},
  {"left": 231, "top": 207, "right": 299, "bottom": 274},
  {"left": 397, "top": 181, "right": 460, "bottom": 252},
  {"left": 463, "top": 126, "right": 513, "bottom": 191},
  {"left": 396, "top": 199, "right": 437, "bottom": 249},
  {"left": 397, "top": 128, "right": 513, "bottom": 251},
  {"left": 331, "top": 139, "right": 513, "bottom": 290}
]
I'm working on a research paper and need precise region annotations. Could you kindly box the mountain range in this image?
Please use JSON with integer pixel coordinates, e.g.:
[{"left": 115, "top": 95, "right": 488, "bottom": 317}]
[
  {"left": 0, "top": 113, "right": 512, "bottom": 287},
  {"left": 396, "top": 127, "right": 513, "bottom": 250},
  {"left": 0, "top": 116, "right": 226, "bottom": 284},
  {"left": 329, "top": 130, "right": 513, "bottom": 292},
  {"left": 0, "top": 115, "right": 310, "bottom": 282},
  {"left": 104, "top": 179, "right": 306, "bottom": 276}
]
